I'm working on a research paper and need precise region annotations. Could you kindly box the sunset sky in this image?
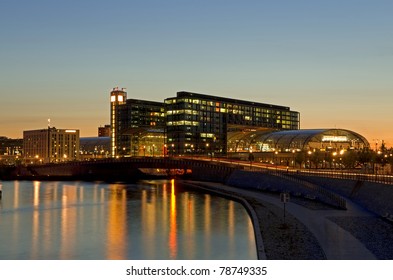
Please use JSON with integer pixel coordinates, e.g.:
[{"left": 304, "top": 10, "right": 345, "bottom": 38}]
[{"left": 1, "top": 0, "right": 393, "bottom": 146}]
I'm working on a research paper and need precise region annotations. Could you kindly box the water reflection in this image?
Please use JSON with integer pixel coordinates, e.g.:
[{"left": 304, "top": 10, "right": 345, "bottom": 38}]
[
  {"left": 0, "top": 180, "right": 256, "bottom": 260},
  {"left": 107, "top": 185, "right": 127, "bottom": 259},
  {"left": 169, "top": 179, "right": 177, "bottom": 258}
]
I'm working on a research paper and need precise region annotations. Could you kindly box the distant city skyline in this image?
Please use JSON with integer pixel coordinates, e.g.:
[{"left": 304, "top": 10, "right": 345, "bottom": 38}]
[{"left": 1, "top": 0, "right": 393, "bottom": 146}]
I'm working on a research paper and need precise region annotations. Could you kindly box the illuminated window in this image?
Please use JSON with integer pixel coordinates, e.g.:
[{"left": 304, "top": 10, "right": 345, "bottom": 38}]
[
  {"left": 200, "top": 133, "right": 214, "bottom": 138},
  {"left": 322, "top": 136, "right": 348, "bottom": 142}
]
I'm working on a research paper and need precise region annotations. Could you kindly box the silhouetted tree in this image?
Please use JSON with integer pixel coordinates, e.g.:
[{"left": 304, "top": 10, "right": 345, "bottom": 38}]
[{"left": 342, "top": 150, "right": 358, "bottom": 169}]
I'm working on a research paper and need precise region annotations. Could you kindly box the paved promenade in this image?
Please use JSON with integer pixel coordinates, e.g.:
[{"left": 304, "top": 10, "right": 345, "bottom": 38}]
[
  {"left": 253, "top": 189, "right": 376, "bottom": 259},
  {"left": 186, "top": 181, "right": 379, "bottom": 260}
]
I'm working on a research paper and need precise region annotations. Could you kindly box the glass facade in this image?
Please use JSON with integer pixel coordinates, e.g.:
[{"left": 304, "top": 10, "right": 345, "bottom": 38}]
[
  {"left": 110, "top": 88, "right": 166, "bottom": 157},
  {"left": 227, "top": 129, "right": 370, "bottom": 153},
  {"left": 165, "top": 91, "right": 300, "bottom": 156},
  {"left": 111, "top": 90, "right": 301, "bottom": 157}
]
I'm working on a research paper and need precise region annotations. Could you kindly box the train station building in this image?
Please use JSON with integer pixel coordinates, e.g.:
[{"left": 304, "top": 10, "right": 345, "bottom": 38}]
[{"left": 109, "top": 88, "right": 369, "bottom": 159}]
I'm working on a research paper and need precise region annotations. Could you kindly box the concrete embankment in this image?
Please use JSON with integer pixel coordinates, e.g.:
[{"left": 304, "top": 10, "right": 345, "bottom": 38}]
[
  {"left": 221, "top": 170, "right": 393, "bottom": 259},
  {"left": 289, "top": 175, "right": 393, "bottom": 220},
  {"left": 226, "top": 170, "right": 393, "bottom": 220},
  {"left": 226, "top": 170, "right": 347, "bottom": 209}
]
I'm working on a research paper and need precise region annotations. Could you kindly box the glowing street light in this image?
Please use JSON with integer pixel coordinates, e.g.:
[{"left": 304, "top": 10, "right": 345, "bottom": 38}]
[
  {"left": 292, "top": 149, "right": 296, "bottom": 168},
  {"left": 332, "top": 151, "right": 337, "bottom": 169}
]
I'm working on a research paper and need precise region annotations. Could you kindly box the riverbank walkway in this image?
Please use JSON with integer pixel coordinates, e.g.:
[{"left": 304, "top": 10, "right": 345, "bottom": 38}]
[{"left": 188, "top": 181, "right": 377, "bottom": 260}]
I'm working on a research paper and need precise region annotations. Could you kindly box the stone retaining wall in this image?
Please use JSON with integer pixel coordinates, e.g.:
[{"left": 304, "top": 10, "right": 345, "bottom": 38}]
[
  {"left": 292, "top": 175, "right": 393, "bottom": 219},
  {"left": 226, "top": 170, "right": 393, "bottom": 220}
]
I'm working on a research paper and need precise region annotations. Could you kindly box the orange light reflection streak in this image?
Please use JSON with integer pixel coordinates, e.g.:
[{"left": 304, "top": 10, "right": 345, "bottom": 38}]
[{"left": 169, "top": 179, "right": 177, "bottom": 259}]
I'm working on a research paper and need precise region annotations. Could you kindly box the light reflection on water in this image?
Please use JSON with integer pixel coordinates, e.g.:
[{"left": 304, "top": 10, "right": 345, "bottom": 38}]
[{"left": 0, "top": 180, "right": 257, "bottom": 260}]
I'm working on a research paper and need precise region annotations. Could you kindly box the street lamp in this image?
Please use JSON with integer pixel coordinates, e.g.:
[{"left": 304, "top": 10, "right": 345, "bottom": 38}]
[
  {"left": 292, "top": 149, "right": 296, "bottom": 168},
  {"left": 339, "top": 150, "right": 345, "bottom": 169},
  {"left": 332, "top": 151, "right": 337, "bottom": 169},
  {"left": 307, "top": 150, "right": 312, "bottom": 169},
  {"left": 249, "top": 149, "right": 254, "bottom": 169}
]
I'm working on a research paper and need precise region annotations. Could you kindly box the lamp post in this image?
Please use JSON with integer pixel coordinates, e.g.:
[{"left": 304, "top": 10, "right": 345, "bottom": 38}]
[
  {"left": 332, "top": 151, "right": 337, "bottom": 170},
  {"left": 292, "top": 149, "right": 296, "bottom": 169},
  {"left": 143, "top": 145, "right": 146, "bottom": 157},
  {"left": 339, "top": 149, "right": 344, "bottom": 170},
  {"left": 249, "top": 149, "right": 254, "bottom": 170},
  {"left": 274, "top": 151, "right": 278, "bottom": 165},
  {"left": 307, "top": 150, "right": 312, "bottom": 169}
]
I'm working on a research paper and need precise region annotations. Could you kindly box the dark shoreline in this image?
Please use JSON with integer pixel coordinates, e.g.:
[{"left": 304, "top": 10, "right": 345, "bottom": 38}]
[{"left": 0, "top": 173, "right": 171, "bottom": 183}]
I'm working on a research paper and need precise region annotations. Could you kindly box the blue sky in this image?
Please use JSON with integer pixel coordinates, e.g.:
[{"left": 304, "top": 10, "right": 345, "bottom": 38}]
[{"left": 1, "top": 0, "right": 393, "bottom": 145}]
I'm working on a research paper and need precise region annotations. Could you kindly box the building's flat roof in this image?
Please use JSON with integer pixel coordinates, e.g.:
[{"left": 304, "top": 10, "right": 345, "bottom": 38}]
[
  {"left": 167, "top": 91, "right": 294, "bottom": 111},
  {"left": 126, "top": 98, "right": 164, "bottom": 107}
]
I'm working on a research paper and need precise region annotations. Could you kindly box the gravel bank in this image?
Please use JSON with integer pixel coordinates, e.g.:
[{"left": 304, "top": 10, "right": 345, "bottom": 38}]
[{"left": 245, "top": 196, "right": 326, "bottom": 259}]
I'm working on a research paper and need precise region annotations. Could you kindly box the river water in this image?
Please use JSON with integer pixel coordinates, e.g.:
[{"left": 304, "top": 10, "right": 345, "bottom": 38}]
[{"left": 0, "top": 180, "right": 256, "bottom": 260}]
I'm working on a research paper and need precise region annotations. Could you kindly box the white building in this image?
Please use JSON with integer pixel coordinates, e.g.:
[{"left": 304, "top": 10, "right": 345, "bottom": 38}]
[{"left": 23, "top": 127, "right": 80, "bottom": 163}]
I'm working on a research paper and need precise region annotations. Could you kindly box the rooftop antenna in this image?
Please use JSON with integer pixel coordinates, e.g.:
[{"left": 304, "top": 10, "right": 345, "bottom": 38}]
[{"left": 48, "top": 118, "right": 51, "bottom": 129}]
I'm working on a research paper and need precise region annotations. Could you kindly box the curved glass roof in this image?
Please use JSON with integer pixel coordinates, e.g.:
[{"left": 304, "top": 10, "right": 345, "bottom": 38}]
[{"left": 227, "top": 129, "right": 370, "bottom": 152}]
